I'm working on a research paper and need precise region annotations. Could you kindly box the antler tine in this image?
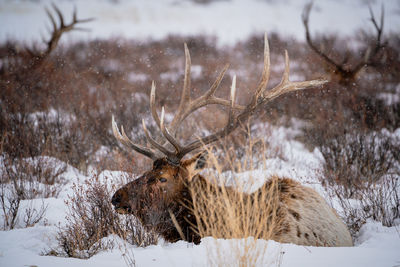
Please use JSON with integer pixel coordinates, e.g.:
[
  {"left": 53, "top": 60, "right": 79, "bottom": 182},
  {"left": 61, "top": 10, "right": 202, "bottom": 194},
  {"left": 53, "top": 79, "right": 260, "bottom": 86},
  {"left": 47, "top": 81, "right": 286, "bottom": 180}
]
[
  {"left": 113, "top": 33, "right": 327, "bottom": 162},
  {"left": 227, "top": 75, "right": 237, "bottom": 127},
  {"left": 367, "top": 4, "right": 384, "bottom": 59},
  {"left": 177, "top": 35, "right": 328, "bottom": 158},
  {"left": 150, "top": 81, "right": 161, "bottom": 127},
  {"left": 111, "top": 115, "right": 158, "bottom": 160},
  {"left": 150, "top": 81, "right": 184, "bottom": 154},
  {"left": 247, "top": 33, "right": 271, "bottom": 109},
  {"left": 349, "top": 4, "right": 385, "bottom": 76},
  {"left": 266, "top": 50, "right": 291, "bottom": 99},
  {"left": 303, "top": 3, "right": 385, "bottom": 83},
  {"left": 174, "top": 43, "right": 192, "bottom": 122},
  {"left": 72, "top": 6, "right": 78, "bottom": 23},
  {"left": 282, "top": 50, "right": 290, "bottom": 83},
  {"left": 38, "top": 4, "right": 93, "bottom": 60},
  {"left": 230, "top": 75, "right": 237, "bottom": 108},
  {"left": 159, "top": 107, "right": 183, "bottom": 153},
  {"left": 263, "top": 50, "right": 326, "bottom": 101},
  {"left": 379, "top": 4, "right": 384, "bottom": 35},
  {"left": 45, "top": 7, "right": 57, "bottom": 32},
  {"left": 183, "top": 43, "right": 192, "bottom": 103},
  {"left": 51, "top": 3, "right": 65, "bottom": 28},
  {"left": 141, "top": 119, "right": 175, "bottom": 158},
  {"left": 205, "top": 63, "right": 230, "bottom": 98},
  {"left": 257, "top": 33, "right": 271, "bottom": 97},
  {"left": 302, "top": 3, "right": 345, "bottom": 73},
  {"left": 169, "top": 62, "right": 245, "bottom": 133},
  {"left": 73, "top": 5, "right": 95, "bottom": 24},
  {"left": 369, "top": 4, "right": 384, "bottom": 37}
]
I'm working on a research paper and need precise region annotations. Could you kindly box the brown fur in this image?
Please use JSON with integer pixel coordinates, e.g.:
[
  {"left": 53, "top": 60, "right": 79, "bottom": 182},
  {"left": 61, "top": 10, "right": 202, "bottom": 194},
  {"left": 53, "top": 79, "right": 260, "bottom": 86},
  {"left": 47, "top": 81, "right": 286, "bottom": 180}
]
[{"left": 112, "top": 155, "right": 353, "bottom": 246}]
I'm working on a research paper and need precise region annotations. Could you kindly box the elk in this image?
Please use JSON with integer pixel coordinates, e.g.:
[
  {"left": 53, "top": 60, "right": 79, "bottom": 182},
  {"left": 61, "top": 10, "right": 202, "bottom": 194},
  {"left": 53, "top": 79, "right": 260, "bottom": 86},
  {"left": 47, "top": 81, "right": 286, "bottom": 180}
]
[
  {"left": 302, "top": 3, "right": 386, "bottom": 85},
  {"left": 111, "top": 34, "right": 353, "bottom": 247},
  {"left": 1, "top": 4, "right": 93, "bottom": 70}
]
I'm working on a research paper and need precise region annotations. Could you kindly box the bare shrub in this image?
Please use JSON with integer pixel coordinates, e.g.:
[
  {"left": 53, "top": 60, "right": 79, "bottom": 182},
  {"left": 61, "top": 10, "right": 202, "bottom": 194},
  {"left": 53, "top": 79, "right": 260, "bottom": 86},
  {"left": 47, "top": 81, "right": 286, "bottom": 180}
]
[
  {"left": 2, "top": 155, "right": 67, "bottom": 199},
  {"left": 0, "top": 185, "right": 48, "bottom": 230},
  {"left": 358, "top": 174, "right": 400, "bottom": 227},
  {"left": 1, "top": 27, "right": 399, "bottom": 173},
  {"left": 120, "top": 244, "right": 137, "bottom": 267},
  {"left": 319, "top": 131, "right": 400, "bottom": 237},
  {"left": 326, "top": 173, "right": 400, "bottom": 239},
  {"left": 54, "top": 173, "right": 158, "bottom": 259},
  {"left": 55, "top": 175, "right": 117, "bottom": 258},
  {"left": 1, "top": 35, "right": 224, "bottom": 173},
  {"left": 0, "top": 181, "right": 21, "bottom": 230},
  {"left": 23, "top": 199, "right": 48, "bottom": 228},
  {"left": 320, "top": 131, "right": 398, "bottom": 197},
  {"left": 0, "top": 153, "right": 64, "bottom": 229}
]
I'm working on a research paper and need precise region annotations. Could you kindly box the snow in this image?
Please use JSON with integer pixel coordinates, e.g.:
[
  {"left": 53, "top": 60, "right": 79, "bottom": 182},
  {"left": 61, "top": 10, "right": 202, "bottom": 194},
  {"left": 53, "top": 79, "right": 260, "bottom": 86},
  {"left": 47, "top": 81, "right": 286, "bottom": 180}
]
[
  {"left": 1, "top": 222, "right": 399, "bottom": 267},
  {"left": 1, "top": 0, "right": 399, "bottom": 46},
  {"left": 127, "top": 72, "right": 149, "bottom": 83},
  {"left": 378, "top": 84, "right": 400, "bottom": 106}
]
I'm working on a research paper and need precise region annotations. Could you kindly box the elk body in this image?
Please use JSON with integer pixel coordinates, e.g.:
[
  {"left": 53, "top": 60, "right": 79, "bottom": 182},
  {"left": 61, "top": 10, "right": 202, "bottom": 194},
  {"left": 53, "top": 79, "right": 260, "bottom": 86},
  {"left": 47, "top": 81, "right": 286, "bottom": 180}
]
[{"left": 111, "top": 34, "right": 353, "bottom": 247}]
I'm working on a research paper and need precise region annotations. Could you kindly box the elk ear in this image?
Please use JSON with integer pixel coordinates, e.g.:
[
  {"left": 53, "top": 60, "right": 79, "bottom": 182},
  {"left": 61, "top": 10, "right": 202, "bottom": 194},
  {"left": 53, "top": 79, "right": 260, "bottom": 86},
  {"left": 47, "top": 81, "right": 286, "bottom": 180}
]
[
  {"left": 182, "top": 151, "right": 208, "bottom": 179},
  {"left": 194, "top": 150, "right": 208, "bottom": 170}
]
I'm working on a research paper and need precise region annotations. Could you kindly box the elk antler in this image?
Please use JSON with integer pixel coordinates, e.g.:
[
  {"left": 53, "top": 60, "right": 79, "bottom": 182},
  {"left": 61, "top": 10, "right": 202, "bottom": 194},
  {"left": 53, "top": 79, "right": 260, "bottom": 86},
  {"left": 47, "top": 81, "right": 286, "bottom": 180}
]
[
  {"left": 28, "top": 4, "right": 93, "bottom": 60},
  {"left": 112, "top": 115, "right": 160, "bottom": 160},
  {"left": 112, "top": 33, "right": 327, "bottom": 163},
  {"left": 302, "top": 2, "right": 385, "bottom": 83}
]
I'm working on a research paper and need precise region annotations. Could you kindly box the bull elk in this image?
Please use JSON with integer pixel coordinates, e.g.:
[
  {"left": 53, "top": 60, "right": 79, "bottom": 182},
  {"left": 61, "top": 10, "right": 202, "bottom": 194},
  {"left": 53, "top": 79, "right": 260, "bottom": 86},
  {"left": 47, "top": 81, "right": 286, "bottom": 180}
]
[
  {"left": 111, "top": 34, "right": 353, "bottom": 247},
  {"left": 302, "top": 3, "right": 386, "bottom": 85},
  {"left": 3, "top": 4, "right": 93, "bottom": 69}
]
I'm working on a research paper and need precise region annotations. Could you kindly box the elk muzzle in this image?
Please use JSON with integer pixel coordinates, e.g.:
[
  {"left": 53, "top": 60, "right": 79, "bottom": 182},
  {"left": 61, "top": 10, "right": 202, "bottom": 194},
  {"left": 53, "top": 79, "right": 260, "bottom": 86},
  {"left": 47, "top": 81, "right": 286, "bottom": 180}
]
[{"left": 111, "top": 188, "right": 132, "bottom": 214}]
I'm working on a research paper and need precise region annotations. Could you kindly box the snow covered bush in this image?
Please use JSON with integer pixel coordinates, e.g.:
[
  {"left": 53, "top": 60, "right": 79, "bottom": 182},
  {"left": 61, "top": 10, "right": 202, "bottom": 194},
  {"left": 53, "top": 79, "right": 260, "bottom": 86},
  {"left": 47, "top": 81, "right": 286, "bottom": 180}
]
[
  {"left": 320, "top": 130, "right": 400, "bottom": 236},
  {"left": 54, "top": 173, "right": 158, "bottom": 259},
  {"left": 321, "top": 131, "right": 398, "bottom": 194},
  {"left": 0, "top": 155, "right": 66, "bottom": 230}
]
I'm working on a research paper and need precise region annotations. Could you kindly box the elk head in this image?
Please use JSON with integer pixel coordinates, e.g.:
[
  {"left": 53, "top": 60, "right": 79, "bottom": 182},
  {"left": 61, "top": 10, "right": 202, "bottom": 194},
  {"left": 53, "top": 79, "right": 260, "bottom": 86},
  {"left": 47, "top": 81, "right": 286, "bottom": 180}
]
[{"left": 111, "top": 34, "right": 327, "bottom": 243}]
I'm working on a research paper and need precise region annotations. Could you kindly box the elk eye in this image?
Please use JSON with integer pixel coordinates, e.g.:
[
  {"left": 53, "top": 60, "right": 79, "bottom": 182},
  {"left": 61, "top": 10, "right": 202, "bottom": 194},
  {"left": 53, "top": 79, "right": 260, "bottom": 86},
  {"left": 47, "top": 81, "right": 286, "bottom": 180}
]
[{"left": 159, "top": 178, "right": 167, "bottom": 183}]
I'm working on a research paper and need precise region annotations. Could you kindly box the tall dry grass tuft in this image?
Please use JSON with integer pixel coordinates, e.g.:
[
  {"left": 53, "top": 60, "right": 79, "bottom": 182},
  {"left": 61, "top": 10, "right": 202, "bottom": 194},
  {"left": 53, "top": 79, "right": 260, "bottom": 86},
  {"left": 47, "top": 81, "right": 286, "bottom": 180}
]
[{"left": 184, "top": 134, "right": 282, "bottom": 266}]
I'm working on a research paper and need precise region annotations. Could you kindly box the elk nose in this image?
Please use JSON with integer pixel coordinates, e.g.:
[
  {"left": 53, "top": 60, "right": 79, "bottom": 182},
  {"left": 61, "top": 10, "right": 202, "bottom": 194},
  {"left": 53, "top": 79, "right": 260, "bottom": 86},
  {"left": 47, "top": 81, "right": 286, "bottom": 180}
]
[{"left": 111, "top": 193, "right": 121, "bottom": 206}]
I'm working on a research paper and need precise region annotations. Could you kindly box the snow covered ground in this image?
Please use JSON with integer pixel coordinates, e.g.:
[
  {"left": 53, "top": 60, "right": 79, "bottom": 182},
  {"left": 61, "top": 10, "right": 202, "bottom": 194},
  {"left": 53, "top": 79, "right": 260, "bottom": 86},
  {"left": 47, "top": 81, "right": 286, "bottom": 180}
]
[
  {"left": 1, "top": 0, "right": 400, "bottom": 46},
  {"left": 1, "top": 222, "right": 399, "bottom": 267},
  {"left": 1, "top": 122, "right": 399, "bottom": 267}
]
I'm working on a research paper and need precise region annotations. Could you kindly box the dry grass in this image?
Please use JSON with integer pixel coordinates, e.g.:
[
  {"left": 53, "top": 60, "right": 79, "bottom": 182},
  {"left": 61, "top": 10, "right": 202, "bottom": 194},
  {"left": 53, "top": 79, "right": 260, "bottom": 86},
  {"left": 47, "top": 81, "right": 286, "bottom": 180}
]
[{"left": 184, "top": 136, "right": 282, "bottom": 267}]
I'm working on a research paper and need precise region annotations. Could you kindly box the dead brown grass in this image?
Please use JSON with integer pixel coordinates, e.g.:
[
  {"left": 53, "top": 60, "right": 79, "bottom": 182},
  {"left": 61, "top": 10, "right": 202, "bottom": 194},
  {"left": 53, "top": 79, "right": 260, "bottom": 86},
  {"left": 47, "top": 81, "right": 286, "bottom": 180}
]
[{"left": 184, "top": 136, "right": 281, "bottom": 266}]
